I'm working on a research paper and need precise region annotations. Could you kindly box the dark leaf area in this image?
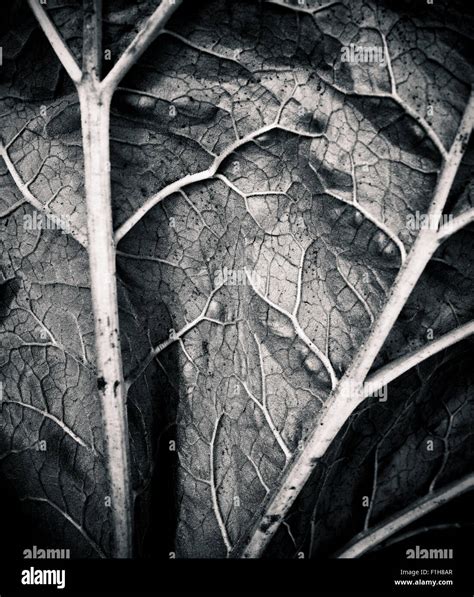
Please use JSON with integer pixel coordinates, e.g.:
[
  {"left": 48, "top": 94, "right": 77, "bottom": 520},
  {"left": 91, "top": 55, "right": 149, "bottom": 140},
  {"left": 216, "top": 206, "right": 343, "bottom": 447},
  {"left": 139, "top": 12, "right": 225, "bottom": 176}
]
[
  {"left": 375, "top": 229, "right": 474, "bottom": 367},
  {"left": 265, "top": 341, "right": 474, "bottom": 558},
  {"left": 0, "top": 214, "right": 111, "bottom": 557}
]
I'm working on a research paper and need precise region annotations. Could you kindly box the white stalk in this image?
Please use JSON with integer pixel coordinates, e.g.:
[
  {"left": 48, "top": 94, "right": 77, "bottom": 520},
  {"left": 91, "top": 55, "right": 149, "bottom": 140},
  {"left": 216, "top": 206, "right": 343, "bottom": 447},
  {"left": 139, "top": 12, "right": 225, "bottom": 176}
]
[{"left": 78, "top": 82, "right": 132, "bottom": 558}]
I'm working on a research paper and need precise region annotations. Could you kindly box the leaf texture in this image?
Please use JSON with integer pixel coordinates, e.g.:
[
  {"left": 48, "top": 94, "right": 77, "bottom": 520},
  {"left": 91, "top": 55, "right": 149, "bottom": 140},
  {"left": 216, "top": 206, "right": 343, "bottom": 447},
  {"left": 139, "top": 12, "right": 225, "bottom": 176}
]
[{"left": 0, "top": 0, "right": 473, "bottom": 559}]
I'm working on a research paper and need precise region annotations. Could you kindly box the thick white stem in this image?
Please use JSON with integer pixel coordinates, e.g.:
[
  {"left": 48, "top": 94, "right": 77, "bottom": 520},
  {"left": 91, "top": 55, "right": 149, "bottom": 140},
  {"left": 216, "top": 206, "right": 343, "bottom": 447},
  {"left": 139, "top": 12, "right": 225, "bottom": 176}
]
[
  {"left": 232, "top": 91, "right": 474, "bottom": 559},
  {"left": 79, "top": 84, "right": 132, "bottom": 558}
]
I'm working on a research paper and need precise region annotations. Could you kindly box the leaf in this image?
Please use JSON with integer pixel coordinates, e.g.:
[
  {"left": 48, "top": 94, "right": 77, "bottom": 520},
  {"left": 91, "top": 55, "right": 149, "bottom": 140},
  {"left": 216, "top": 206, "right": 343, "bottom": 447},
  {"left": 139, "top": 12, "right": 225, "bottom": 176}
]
[
  {"left": 263, "top": 340, "right": 474, "bottom": 558},
  {"left": 0, "top": 208, "right": 109, "bottom": 557},
  {"left": 0, "top": 0, "right": 473, "bottom": 559}
]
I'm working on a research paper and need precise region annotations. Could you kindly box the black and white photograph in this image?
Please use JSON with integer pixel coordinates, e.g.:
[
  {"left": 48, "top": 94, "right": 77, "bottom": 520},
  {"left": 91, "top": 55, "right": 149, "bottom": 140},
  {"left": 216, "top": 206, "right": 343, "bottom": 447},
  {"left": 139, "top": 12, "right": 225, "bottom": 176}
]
[{"left": 0, "top": 0, "right": 473, "bottom": 593}]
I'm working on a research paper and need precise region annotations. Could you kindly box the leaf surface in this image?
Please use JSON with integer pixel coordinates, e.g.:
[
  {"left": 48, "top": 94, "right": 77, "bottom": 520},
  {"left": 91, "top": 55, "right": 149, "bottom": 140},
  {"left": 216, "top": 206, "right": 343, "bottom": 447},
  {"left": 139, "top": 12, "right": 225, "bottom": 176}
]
[{"left": 1, "top": 0, "right": 472, "bottom": 558}]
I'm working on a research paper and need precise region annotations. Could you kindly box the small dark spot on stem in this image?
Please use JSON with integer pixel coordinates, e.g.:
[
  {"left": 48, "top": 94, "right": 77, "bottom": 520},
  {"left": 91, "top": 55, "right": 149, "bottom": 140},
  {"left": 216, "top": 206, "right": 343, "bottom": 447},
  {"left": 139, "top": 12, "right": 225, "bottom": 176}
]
[
  {"left": 260, "top": 514, "right": 280, "bottom": 534},
  {"left": 97, "top": 376, "right": 107, "bottom": 391}
]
